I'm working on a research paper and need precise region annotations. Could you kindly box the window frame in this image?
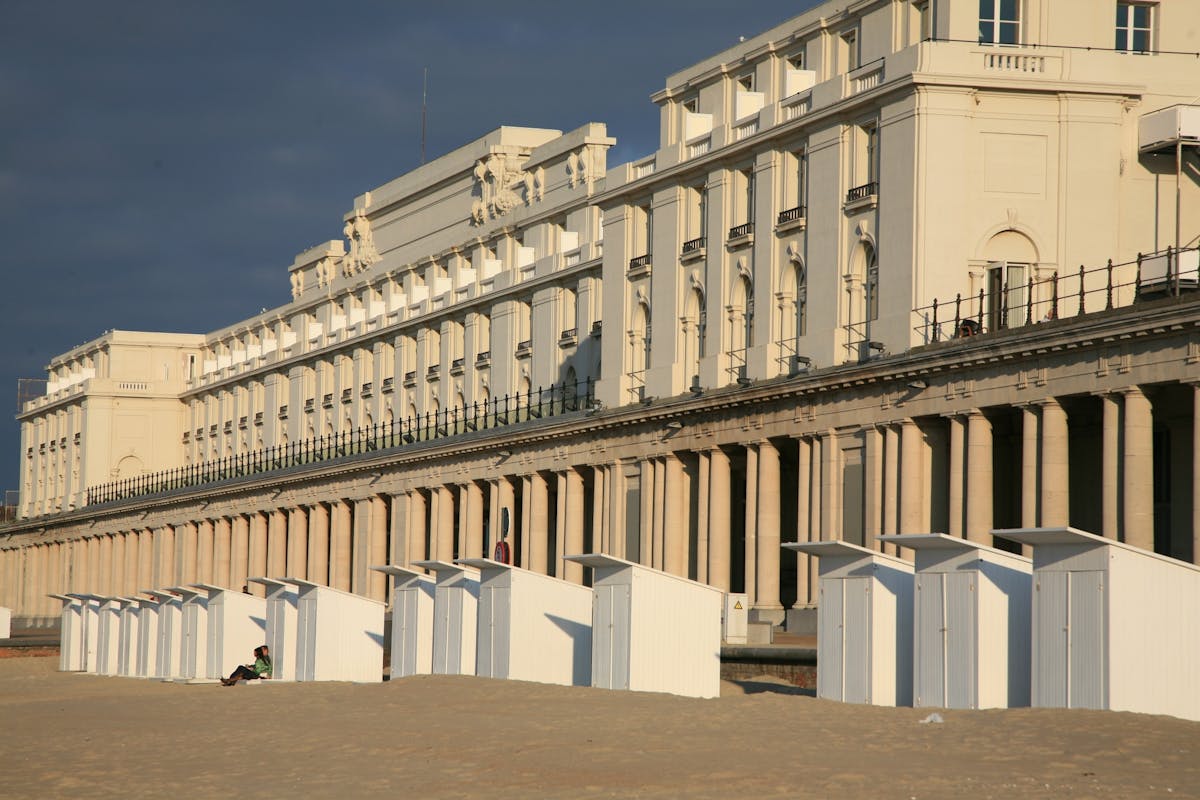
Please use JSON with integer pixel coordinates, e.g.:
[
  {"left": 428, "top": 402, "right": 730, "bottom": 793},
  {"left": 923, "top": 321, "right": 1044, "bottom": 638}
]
[
  {"left": 1115, "top": 1, "right": 1154, "bottom": 53},
  {"left": 978, "top": 0, "right": 1020, "bottom": 46}
]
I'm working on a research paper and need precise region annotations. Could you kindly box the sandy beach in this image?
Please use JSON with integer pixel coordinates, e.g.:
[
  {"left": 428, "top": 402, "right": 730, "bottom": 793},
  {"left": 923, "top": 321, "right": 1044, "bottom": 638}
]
[{"left": 0, "top": 655, "right": 1197, "bottom": 799}]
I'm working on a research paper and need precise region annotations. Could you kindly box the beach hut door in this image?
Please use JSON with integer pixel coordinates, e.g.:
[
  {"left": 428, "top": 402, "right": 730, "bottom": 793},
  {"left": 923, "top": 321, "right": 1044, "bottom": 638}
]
[
  {"left": 1035, "top": 570, "right": 1105, "bottom": 709},
  {"left": 592, "top": 583, "right": 631, "bottom": 690}
]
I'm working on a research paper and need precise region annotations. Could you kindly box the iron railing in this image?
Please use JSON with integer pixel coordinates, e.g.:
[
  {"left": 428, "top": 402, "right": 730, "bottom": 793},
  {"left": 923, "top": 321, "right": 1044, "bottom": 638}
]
[
  {"left": 628, "top": 254, "right": 652, "bottom": 271},
  {"left": 777, "top": 206, "right": 806, "bottom": 225},
  {"left": 911, "top": 246, "right": 1200, "bottom": 344},
  {"left": 846, "top": 182, "right": 877, "bottom": 203},
  {"left": 682, "top": 237, "right": 706, "bottom": 254},
  {"left": 728, "top": 222, "right": 754, "bottom": 240},
  {"left": 85, "top": 378, "right": 596, "bottom": 507}
]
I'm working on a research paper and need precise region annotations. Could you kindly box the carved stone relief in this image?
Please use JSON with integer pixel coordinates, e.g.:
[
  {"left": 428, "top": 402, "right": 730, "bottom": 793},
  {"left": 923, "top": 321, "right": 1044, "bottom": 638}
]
[
  {"left": 471, "top": 153, "right": 531, "bottom": 225},
  {"left": 340, "top": 211, "right": 380, "bottom": 277}
]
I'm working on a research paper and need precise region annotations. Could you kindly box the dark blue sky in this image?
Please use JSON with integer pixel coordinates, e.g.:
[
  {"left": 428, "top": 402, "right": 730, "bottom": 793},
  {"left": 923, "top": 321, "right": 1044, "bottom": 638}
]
[{"left": 0, "top": 0, "right": 819, "bottom": 500}]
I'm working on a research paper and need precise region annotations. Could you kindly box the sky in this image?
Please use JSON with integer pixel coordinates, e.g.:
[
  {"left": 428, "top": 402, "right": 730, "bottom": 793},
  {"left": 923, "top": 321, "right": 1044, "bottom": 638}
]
[{"left": 0, "top": 0, "right": 821, "bottom": 500}]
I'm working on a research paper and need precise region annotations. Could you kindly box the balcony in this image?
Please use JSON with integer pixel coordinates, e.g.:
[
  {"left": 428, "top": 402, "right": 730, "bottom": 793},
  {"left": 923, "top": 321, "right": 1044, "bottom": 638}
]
[
  {"left": 727, "top": 222, "right": 754, "bottom": 249},
  {"left": 450, "top": 358, "right": 465, "bottom": 376},
  {"left": 681, "top": 237, "right": 706, "bottom": 262},
  {"left": 322, "top": 393, "right": 333, "bottom": 409},
  {"left": 776, "top": 205, "right": 807, "bottom": 233},
  {"left": 304, "top": 398, "right": 315, "bottom": 413},
  {"left": 846, "top": 182, "right": 878, "bottom": 203},
  {"left": 627, "top": 254, "right": 652, "bottom": 277},
  {"left": 558, "top": 328, "right": 578, "bottom": 347},
  {"left": 254, "top": 411, "right": 264, "bottom": 426},
  {"left": 516, "top": 339, "right": 533, "bottom": 358},
  {"left": 403, "top": 370, "right": 417, "bottom": 387},
  {"left": 591, "top": 320, "right": 602, "bottom": 337},
  {"left": 223, "top": 421, "right": 233, "bottom": 434},
  {"left": 427, "top": 364, "right": 440, "bottom": 380},
  {"left": 341, "top": 388, "right": 353, "bottom": 403},
  {"left": 475, "top": 350, "right": 492, "bottom": 367},
  {"left": 361, "top": 382, "right": 373, "bottom": 397},
  {"left": 209, "top": 425, "right": 218, "bottom": 437},
  {"left": 381, "top": 377, "right": 394, "bottom": 393},
  {"left": 279, "top": 404, "right": 289, "bottom": 419},
  {"left": 195, "top": 428, "right": 205, "bottom": 439},
  {"left": 238, "top": 416, "right": 248, "bottom": 430}
]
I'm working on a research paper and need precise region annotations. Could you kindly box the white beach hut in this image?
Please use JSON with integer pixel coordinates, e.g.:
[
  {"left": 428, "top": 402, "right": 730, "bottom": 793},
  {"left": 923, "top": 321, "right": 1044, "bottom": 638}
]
[
  {"left": 146, "top": 589, "right": 184, "bottom": 680},
  {"left": 370, "top": 566, "right": 435, "bottom": 679},
  {"left": 115, "top": 597, "right": 145, "bottom": 677},
  {"left": 412, "top": 561, "right": 480, "bottom": 677},
  {"left": 66, "top": 593, "right": 102, "bottom": 674},
  {"left": 0, "top": 606, "right": 10, "bottom": 639},
  {"left": 564, "top": 554, "right": 723, "bottom": 699},
  {"left": 49, "top": 594, "right": 84, "bottom": 671},
  {"left": 286, "top": 579, "right": 385, "bottom": 683},
  {"left": 459, "top": 558, "right": 593, "bottom": 687},
  {"left": 880, "top": 533, "right": 1032, "bottom": 709},
  {"left": 995, "top": 526, "right": 1200, "bottom": 721},
  {"left": 94, "top": 597, "right": 122, "bottom": 676},
  {"left": 191, "top": 584, "right": 268, "bottom": 681},
  {"left": 172, "top": 586, "right": 211, "bottom": 681},
  {"left": 784, "top": 541, "right": 914, "bottom": 707},
  {"left": 247, "top": 578, "right": 299, "bottom": 682},
  {"left": 135, "top": 593, "right": 163, "bottom": 678}
]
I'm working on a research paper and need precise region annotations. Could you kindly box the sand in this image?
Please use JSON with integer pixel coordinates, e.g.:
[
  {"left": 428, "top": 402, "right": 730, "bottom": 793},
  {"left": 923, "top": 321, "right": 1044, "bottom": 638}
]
[{"left": 1, "top": 656, "right": 1197, "bottom": 799}]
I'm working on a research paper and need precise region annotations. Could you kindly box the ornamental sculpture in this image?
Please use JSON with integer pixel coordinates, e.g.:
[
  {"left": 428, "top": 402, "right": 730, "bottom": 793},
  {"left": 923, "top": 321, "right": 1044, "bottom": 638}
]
[
  {"left": 471, "top": 153, "right": 531, "bottom": 225},
  {"left": 340, "top": 211, "right": 380, "bottom": 276}
]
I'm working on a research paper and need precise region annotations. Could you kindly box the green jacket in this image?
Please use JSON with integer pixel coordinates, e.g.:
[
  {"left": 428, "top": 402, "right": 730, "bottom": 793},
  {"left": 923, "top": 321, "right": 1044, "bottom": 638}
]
[{"left": 253, "top": 655, "right": 272, "bottom": 677}]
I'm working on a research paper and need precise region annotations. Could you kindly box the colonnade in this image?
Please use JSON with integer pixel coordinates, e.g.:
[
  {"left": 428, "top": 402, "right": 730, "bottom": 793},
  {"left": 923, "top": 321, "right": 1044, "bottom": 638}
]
[{"left": 4, "top": 383, "right": 1199, "bottom": 627}]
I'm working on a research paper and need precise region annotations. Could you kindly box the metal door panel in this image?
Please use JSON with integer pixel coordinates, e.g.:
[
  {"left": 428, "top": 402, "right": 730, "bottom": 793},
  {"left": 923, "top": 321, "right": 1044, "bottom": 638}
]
[
  {"left": 914, "top": 573, "right": 945, "bottom": 707},
  {"left": 1033, "top": 571, "right": 1069, "bottom": 707},
  {"left": 843, "top": 577, "right": 871, "bottom": 704},
  {"left": 945, "top": 571, "right": 977, "bottom": 708},
  {"left": 1068, "top": 571, "right": 1105, "bottom": 709},
  {"left": 818, "top": 579, "right": 844, "bottom": 700}
]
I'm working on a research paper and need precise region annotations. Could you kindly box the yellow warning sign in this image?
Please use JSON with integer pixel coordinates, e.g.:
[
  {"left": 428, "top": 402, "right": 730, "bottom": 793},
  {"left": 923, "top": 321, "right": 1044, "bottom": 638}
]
[{"left": 733, "top": 601, "right": 743, "bottom": 610}]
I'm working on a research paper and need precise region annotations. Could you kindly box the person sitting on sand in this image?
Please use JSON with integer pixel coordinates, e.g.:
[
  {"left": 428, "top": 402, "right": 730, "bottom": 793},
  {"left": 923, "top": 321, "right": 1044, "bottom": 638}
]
[{"left": 221, "top": 645, "right": 272, "bottom": 686}]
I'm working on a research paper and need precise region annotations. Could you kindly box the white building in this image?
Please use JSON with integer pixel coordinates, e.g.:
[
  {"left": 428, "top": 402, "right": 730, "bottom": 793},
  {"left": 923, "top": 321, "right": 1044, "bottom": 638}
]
[{"left": 3, "top": 0, "right": 1200, "bottom": 631}]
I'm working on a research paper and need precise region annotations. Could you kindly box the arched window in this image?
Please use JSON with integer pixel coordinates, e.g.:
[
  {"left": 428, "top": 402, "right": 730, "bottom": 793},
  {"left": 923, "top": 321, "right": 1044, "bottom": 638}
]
[
  {"left": 728, "top": 274, "right": 753, "bottom": 382},
  {"left": 683, "top": 287, "right": 706, "bottom": 387}
]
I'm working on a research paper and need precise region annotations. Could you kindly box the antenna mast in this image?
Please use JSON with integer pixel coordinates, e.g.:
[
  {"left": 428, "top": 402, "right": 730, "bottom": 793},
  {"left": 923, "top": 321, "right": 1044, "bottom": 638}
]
[{"left": 420, "top": 67, "right": 428, "bottom": 165}]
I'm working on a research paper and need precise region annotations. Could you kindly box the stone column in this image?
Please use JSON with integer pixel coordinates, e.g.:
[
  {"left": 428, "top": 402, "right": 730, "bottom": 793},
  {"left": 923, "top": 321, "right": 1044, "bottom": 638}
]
[
  {"left": 756, "top": 439, "right": 782, "bottom": 613},
  {"left": 899, "top": 420, "right": 923, "bottom": 535},
  {"left": 1021, "top": 406, "right": 1039, "bottom": 528},
  {"left": 821, "top": 430, "right": 841, "bottom": 540},
  {"left": 529, "top": 473, "right": 549, "bottom": 574},
  {"left": 110, "top": 533, "right": 126, "bottom": 598},
  {"left": 330, "top": 500, "right": 352, "bottom": 591},
  {"left": 368, "top": 496, "right": 388, "bottom": 600},
  {"left": 638, "top": 461, "right": 654, "bottom": 566},
  {"left": 213, "top": 519, "right": 232, "bottom": 588},
  {"left": 1122, "top": 387, "right": 1154, "bottom": 550},
  {"left": 1100, "top": 394, "right": 1120, "bottom": 539},
  {"left": 156, "top": 525, "right": 176, "bottom": 588},
  {"left": 965, "top": 410, "right": 993, "bottom": 544},
  {"left": 352, "top": 498, "right": 372, "bottom": 595},
  {"left": 287, "top": 507, "right": 309, "bottom": 579},
  {"left": 663, "top": 454, "right": 687, "bottom": 578},
  {"left": 743, "top": 443, "right": 758, "bottom": 605},
  {"left": 464, "top": 482, "right": 485, "bottom": 561},
  {"left": 248, "top": 513, "right": 268, "bottom": 595},
  {"left": 564, "top": 468, "right": 585, "bottom": 584},
  {"left": 407, "top": 491, "right": 428, "bottom": 568},
  {"left": 592, "top": 466, "right": 608, "bottom": 557},
  {"left": 652, "top": 458, "right": 666, "bottom": 570},
  {"left": 123, "top": 532, "right": 139, "bottom": 595},
  {"left": 98, "top": 533, "right": 112, "bottom": 595},
  {"left": 435, "top": 486, "right": 455, "bottom": 563},
  {"left": 795, "top": 437, "right": 812, "bottom": 605},
  {"left": 307, "top": 503, "right": 330, "bottom": 585},
  {"left": 863, "top": 427, "right": 884, "bottom": 553},
  {"left": 1040, "top": 398, "right": 1070, "bottom": 528},
  {"left": 695, "top": 453, "right": 710, "bottom": 584},
  {"left": 231, "top": 516, "right": 250, "bottom": 591},
  {"left": 947, "top": 415, "right": 965, "bottom": 539},
  {"left": 555, "top": 474, "right": 568, "bottom": 579},
  {"left": 882, "top": 426, "right": 899, "bottom": 555},
  {"left": 196, "top": 520, "right": 215, "bottom": 585},
  {"left": 138, "top": 529, "right": 154, "bottom": 593},
  {"left": 496, "top": 478, "right": 514, "bottom": 559},
  {"left": 180, "top": 522, "right": 198, "bottom": 585},
  {"left": 267, "top": 509, "right": 287, "bottom": 580},
  {"left": 707, "top": 447, "right": 732, "bottom": 592}
]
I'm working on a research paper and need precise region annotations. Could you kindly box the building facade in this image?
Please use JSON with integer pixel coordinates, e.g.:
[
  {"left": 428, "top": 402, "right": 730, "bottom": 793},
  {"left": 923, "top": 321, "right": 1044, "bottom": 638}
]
[{"left": 4, "top": 0, "right": 1200, "bottom": 628}]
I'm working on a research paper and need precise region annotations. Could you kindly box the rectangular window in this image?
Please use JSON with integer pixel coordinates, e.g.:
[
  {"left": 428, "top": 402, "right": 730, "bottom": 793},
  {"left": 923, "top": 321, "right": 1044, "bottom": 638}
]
[
  {"left": 841, "top": 29, "right": 860, "bottom": 71},
  {"left": 979, "top": 0, "right": 1020, "bottom": 45},
  {"left": 1116, "top": 2, "right": 1153, "bottom": 53}
]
